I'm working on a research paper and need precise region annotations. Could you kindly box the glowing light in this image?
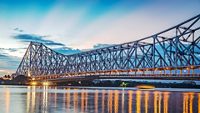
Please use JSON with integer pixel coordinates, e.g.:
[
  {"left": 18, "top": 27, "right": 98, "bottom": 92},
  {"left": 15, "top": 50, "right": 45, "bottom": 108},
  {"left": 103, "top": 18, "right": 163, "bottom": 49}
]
[
  {"left": 30, "top": 81, "right": 37, "bottom": 86},
  {"left": 136, "top": 85, "right": 155, "bottom": 89},
  {"left": 43, "top": 82, "right": 49, "bottom": 86}
]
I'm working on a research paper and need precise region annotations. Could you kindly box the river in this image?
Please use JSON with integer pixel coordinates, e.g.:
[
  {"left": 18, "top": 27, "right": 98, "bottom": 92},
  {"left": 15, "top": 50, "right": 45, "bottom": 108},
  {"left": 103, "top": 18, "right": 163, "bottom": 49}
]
[{"left": 0, "top": 85, "right": 199, "bottom": 113}]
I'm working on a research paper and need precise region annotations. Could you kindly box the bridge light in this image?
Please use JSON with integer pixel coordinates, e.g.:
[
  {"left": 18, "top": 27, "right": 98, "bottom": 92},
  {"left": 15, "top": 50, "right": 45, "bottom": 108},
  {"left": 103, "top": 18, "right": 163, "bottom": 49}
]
[
  {"left": 43, "top": 81, "right": 49, "bottom": 86},
  {"left": 30, "top": 81, "right": 37, "bottom": 86}
]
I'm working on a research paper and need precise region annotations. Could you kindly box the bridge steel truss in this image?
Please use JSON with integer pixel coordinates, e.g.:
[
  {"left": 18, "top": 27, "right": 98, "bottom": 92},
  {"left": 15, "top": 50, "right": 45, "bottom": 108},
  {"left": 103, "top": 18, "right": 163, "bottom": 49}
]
[{"left": 16, "top": 14, "right": 200, "bottom": 80}]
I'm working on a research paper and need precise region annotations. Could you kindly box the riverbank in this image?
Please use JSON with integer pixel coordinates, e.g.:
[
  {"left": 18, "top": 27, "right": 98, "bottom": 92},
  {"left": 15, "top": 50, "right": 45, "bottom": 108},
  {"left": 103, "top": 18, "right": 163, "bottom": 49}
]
[
  {"left": 55, "top": 80, "right": 200, "bottom": 88},
  {"left": 1, "top": 79, "right": 199, "bottom": 88},
  {"left": 1, "top": 75, "right": 199, "bottom": 88},
  {"left": 0, "top": 75, "right": 30, "bottom": 85}
]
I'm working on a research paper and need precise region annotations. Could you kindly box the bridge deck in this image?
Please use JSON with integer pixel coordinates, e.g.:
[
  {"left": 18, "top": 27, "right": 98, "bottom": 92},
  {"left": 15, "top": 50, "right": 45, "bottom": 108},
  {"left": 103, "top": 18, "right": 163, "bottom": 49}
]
[{"left": 32, "top": 74, "right": 200, "bottom": 82}]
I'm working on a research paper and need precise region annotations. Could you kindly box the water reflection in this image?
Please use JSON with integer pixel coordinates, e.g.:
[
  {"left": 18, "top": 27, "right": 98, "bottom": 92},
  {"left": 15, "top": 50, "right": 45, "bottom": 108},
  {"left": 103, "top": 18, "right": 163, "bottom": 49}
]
[
  {"left": 73, "top": 89, "right": 78, "bottom": 113},
  {"left": 163, "top": 92, "right": 170, "bottom": 113},
  {"left": 0, "top": 86, "right": 200, "bottom": 113},
  {"left": 198, "top": 93, "right": 200, "bottom": 113},
  {"left": 102, "top": 90, "right": 105, "bottom": 113},
  {"left": 26, "top": 86, "right": 36, "bottom": 113},
  {"left": 128, "top": 90, "right": 133, "bottom": 113},
  {"left": 183, "top": 92, "right": 195, "bottom": 113},
  {"left": 114, "top": 90, "right": 119, "bottom": 113},
  {"left": 136, "top": 90, "right": 141, "bottom": 113},
  {"left": 145, "top": 91, "right": 149, "bottom": 113},
  {"left": 42, "top": 86, "right": 48, "bottom": 113},
  {"left": 108, "top": 90, "right": 113, "bottom": 113},
  {"left": 5, "top": 88, "right": 10, "bottom": 113}
]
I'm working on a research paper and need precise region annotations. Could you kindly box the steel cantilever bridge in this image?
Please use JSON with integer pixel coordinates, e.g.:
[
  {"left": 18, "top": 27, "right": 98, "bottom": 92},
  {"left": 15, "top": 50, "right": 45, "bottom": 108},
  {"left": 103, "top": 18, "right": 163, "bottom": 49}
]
[{"left": 16, "top": 14, "right": 200, "bottom": 82}]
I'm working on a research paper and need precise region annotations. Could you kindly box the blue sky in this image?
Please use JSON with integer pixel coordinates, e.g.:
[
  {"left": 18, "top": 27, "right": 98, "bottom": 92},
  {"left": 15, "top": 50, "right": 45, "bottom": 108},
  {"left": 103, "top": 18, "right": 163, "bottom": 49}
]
[{"left": 0, "top": 0, "right": 199, "bottom": 76}]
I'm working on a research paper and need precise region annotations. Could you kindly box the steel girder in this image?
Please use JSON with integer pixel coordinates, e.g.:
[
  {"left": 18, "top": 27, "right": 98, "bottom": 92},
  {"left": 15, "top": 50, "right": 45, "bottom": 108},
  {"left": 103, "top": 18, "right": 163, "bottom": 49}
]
[{"left": 16, "top": 14, "right": 200, "bottom": 77}]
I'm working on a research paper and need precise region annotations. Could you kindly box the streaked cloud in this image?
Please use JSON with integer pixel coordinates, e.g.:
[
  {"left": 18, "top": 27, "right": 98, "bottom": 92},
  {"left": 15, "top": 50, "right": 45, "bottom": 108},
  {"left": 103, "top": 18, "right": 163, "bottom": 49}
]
[
  {"left": 14, "top": 28, "right": 24, "bottom": 32},
  {"left": 93, "top": 44, "right": 115, "bottom": 49},
  {"left": 13, "top": 34, "right": 65, "bottom": 46},
  {"left": 53, "top": 47, "right": 81, "bottom": 55}
]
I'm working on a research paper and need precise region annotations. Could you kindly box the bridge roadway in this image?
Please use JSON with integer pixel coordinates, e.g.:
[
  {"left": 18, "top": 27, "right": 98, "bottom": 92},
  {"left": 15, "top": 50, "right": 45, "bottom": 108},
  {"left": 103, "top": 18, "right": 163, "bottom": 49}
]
[
  {"left": 33, "top": 74, "right": 200, "bottom": 83},
  {"left": 29, "top": 65, "right": 200, "bottom": 83},
  {"left": 31, "top": 65, "right": 200, "bottom": 82}
]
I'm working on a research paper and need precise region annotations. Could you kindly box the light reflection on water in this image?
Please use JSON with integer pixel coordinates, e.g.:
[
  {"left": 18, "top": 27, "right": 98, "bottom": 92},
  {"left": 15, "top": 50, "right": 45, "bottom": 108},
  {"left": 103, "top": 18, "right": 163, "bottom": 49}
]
[{"left": 0, "top": 85, "right": 200, "bottom": 113}]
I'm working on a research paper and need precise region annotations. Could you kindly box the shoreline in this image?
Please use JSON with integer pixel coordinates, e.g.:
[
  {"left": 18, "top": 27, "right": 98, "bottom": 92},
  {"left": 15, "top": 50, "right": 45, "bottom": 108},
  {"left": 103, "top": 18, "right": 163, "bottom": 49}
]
[{"left": 0, "top": 79, "right": 200, "bottom": 89}]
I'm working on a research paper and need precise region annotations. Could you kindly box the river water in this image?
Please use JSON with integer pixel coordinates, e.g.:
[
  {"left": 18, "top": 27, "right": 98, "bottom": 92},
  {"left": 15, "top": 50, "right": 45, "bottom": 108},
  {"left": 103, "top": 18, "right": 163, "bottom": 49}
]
[{"left": 0, "top": 85, "right": 199, "bottom": 113}]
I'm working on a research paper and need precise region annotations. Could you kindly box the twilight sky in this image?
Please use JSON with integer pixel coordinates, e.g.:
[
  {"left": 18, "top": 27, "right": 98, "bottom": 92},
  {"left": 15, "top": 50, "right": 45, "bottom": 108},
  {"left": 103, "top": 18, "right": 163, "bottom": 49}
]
[{"left": 0, "top": 0, "right": 199, "bottom": 76}]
